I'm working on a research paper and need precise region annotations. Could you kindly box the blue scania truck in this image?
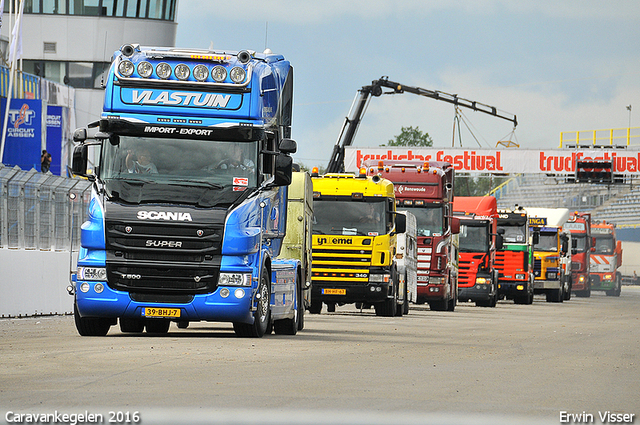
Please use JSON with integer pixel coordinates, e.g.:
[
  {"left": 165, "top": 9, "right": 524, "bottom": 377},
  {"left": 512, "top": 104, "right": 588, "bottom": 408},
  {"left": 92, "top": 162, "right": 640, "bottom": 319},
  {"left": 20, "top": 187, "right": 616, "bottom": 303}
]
[{"left": 69, "top": 45, "right": 302, "bottom": 337}]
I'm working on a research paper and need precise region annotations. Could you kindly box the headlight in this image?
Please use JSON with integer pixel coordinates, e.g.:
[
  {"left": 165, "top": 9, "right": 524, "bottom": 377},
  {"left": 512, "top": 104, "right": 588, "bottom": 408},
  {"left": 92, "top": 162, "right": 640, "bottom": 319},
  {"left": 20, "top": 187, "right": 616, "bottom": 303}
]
[
  {"left": 211, "top": 65, "right": 227, "bottom": 82},
  {"left": 547, "top": 272, "right": 557, "bottom": 279},
  {"left": 156, "top": 62, "right": 171, "bottom": 79},
  {"left": 515, "top": 273, "right": 526, "bottom": 280},
  {"left": 579, "top": 275, "right": 586, "bottom": 282},
  {"left": 604, "top": 274, "right": 613, "bottom": 280},
  {"left": 229, "top": 66, "right": 246, "bottom": 83},
  {"left": 137, "top": 61, "right": 153, "bottom": 78},
  {"left": 193, "top": 64, "right": 209, "bottom": 81},
  {"left": 218, "top": 273, "right": 251, "bottom": 286},
  {"left": 429, "top": 277, "right": 445, "bottom": 285},
  {"left": 369, "top": 274, "right": 390, "bottom": 283},
  {"left": 174, "top": 64, "right": 190, "bottom": 80},
  {"left": 77, "top": 267, "right": 107, "bottom": 281},
  {"left": 118, "top": 60, "right": 134, "bottom": 77},
  {"left": 475, "top": 277, "right": 488, "bottom": 284}
]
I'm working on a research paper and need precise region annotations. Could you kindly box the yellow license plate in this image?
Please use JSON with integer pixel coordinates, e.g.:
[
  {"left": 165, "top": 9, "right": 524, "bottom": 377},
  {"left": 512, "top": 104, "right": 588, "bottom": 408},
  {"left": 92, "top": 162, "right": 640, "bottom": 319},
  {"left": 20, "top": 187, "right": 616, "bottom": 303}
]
[
  {"left": 322, "top": 288, "right": 346, "bottom": 295},
  {"left": 143, "top": 307, "right": 180, "bottom": 318}
]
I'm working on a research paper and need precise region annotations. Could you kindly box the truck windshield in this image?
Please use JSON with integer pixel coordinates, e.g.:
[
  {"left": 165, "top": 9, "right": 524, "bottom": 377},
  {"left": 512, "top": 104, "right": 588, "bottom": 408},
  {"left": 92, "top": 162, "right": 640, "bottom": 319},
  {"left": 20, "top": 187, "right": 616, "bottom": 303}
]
[
  {"left": 459, "top": 222, "right": 489, "bottom": 252},
  {"left": 498, "top": 222, "right": 527, "bottom": 243},
  {"left": 312, "top": 199, "right": 387, "bottom": 236},
  {"left": 594, "top": 236, "right": 614, "bottom": 254},
  {"left": 100, "top": 137, "right": 258, "bottom": 207},
  {"left": 399, "top": 206, "right": 443, "bottom": 237},
  {"left": 535, "top": 232, "right": 558, "bottom": 252},
  {"left": 572, "top": 235, "right": 588, "bottom": 252}
]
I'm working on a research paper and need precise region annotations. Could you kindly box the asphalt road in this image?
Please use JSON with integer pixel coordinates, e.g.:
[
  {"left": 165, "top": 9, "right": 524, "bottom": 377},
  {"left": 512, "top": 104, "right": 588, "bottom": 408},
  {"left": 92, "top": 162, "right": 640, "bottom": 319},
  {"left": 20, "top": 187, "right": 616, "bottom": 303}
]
[{"left": 1, "top": 287, "right": 639, "bottom": 425}]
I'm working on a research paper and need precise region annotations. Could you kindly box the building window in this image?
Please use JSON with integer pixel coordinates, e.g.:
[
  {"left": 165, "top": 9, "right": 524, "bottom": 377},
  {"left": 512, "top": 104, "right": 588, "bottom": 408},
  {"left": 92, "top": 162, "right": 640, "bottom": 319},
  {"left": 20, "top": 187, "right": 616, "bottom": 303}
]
[
  {"left": 23, "top": 60, "right": 110, "bottom": 88},
  {"left": 14, "top": 0, "right": 176, "bottom": 19}
]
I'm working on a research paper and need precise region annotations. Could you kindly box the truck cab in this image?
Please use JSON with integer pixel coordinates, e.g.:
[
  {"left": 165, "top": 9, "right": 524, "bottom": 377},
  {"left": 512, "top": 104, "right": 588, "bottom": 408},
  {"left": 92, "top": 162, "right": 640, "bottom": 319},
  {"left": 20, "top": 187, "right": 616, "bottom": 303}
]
[
  {"left": 70, "top": 45, "right": 302, "bottom": 338},
  {"left": 309, "top": 169, "right": 406, "bottom": 316},
  {"left": 453, "top": 196, "right": 501, "bottom": 307},
  {"left": 495, "top": 206, "right": 535, "bottom": 304}
]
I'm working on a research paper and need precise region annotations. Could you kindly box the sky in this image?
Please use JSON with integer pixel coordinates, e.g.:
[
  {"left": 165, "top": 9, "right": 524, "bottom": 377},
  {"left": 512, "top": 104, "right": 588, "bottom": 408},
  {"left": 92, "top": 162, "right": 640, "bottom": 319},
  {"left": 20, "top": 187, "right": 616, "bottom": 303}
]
[{"left": 175, "top": 1, "right": 640, "bottom": 169}]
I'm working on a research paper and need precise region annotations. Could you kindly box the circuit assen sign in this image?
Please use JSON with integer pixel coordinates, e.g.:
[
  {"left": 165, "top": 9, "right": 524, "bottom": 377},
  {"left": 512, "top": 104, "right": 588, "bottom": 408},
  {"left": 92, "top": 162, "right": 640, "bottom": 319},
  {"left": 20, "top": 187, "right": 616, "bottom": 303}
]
[{"left": 345, "top": 147, "right": 640, "bottom": 175}]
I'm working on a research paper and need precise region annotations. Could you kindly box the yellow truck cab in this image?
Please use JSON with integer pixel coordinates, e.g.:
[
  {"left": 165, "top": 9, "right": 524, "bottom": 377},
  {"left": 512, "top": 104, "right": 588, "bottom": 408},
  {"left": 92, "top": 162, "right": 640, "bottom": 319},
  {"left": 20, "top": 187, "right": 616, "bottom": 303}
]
[{"left": 309, "top": 169, "right": 406, "bottom": 317}]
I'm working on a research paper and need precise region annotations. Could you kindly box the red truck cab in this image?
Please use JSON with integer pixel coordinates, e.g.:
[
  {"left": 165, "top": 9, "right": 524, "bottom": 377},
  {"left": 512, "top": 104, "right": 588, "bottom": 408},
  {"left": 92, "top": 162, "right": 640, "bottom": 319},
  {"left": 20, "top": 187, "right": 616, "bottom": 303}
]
[
  {"left": 363, "top": 160, "right": 460, "bottom": 311},
  {"left": 564, "top": 212, "right": 592, "bottom": 297}
]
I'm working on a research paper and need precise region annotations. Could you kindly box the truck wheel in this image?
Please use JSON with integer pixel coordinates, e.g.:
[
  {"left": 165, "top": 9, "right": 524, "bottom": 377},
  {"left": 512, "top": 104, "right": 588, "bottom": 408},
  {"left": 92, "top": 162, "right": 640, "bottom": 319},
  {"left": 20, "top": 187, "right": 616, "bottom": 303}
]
[
  {"left": 119, "top": 317, "right": 144, "bottom": 333},
  {"left": 327, "top": 303, "right": 336, "bottom": 313},
  {"left": 297, "top": 279, "right": 305, "bottom": 331},
  {"left": 234, "top": 267, "right": 271, "bottom": 338},
  {"left": 429, "top": 300, "right": 448, "bottom": 311},
  {"left": 145, "top": 319, "right": 170, "bottom": 334},
  {"left": 607, "top": 275, "right": 622, "bottom": 297},
  {"left": 563, "top": 278, "right": 572, "bottom": 301},
  {"left": 74, "top": 302, "right": 111, "bottom": 336},
  {"left": 177, "top": 321, "right": 189, "bottom": 329},
  {"left": 309, "top": 298, "right": 322, "bottom": 314},
  {"left": 546, "top": 287, "right": 563, "bottom": 303},
  {"left": 375, "top": 288, "right": 397, "bottom": 317},
  {"left": 274, "top": 280, "right": 299, "bottom": 335}
]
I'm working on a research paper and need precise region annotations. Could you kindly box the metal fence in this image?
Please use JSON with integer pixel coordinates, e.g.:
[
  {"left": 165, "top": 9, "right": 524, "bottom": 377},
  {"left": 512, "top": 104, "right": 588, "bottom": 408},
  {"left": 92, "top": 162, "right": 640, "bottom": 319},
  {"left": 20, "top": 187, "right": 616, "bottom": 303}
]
[{"left": 0, "top": 164, "right": 92, "bottom": 251}]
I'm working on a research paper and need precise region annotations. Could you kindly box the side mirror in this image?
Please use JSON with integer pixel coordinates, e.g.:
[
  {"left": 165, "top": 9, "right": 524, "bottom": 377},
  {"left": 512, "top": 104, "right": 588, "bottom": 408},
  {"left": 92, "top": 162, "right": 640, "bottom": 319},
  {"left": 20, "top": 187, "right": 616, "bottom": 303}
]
[
  {"left": 395, "top": 213, "right": 406, "bottom": 234},
  {"left": 273, "top": 153, "right": 293, "bottom": 186},
  {"left": 532, "top": 231, "right": 540, "bottom": 246},
  {"left": 72, "top": 144, "right": 88, "bottom": 176},
  {"left": 278, "top": 138, "right": 297, "bottom": 154},
  {"left": 495, "top": 233, "right": 504, "bottom": 251},
  {"left": 450, "top": 216, "right": 460, "bottom": 234},
  {"left": 497, "top": 228, "right": 505, "bottom": 235},
  {"left": 73, "top": 128, "right": 87, "bottom": 143}
]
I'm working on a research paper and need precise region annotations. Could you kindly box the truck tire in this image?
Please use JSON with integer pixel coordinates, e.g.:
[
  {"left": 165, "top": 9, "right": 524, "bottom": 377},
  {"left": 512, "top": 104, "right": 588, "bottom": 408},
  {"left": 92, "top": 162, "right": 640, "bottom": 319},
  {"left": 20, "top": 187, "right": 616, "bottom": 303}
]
[
  {"left": 309, "top": 298, "right": 322, "bottom": 314},
  {"left": 119, "top": 317, "right": 144, "bottom": 333},
  {"left": 429, "top": 299, "right": 448, "bottom": 311},
  {"left": 606, "top": 275, "right": 622, "bottom": 297},
  {"left": 297, "top": 276, "right": 305, "bottom": 330},
  {"left": 74, "top": 302, "right": 112, "bottom": 337},
  {"left": 546, "top": 287, "right": 563, "bottom": 303},
  {"left": 234, "top": 267, "right": 271, "bottom": 338},
  {"left": 563, "top": 277, "right": 572, "bottom": 301}
]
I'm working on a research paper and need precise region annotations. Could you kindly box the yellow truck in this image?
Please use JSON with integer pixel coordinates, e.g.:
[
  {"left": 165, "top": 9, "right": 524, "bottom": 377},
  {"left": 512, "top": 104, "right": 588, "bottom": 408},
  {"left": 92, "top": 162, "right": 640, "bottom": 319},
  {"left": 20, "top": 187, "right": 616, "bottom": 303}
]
[{"left": 309, "top": 168, "right": 406, "bottom": 316}]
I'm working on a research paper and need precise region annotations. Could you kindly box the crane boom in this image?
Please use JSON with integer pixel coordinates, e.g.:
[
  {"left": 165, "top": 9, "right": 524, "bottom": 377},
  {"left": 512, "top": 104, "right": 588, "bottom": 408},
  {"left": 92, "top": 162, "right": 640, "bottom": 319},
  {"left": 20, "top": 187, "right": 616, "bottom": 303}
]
[{"left": 326, "top": 76, "right": 518, "bottom": 173}]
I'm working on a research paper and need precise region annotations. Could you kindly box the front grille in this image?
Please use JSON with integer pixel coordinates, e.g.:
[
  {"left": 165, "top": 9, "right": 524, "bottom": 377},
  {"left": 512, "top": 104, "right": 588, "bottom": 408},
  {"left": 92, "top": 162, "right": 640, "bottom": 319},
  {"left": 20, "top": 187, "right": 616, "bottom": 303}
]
[
  {"left": 312, "top": 246, "right": 372, "bottom": 284},
  {"left": 105, "top": 220, "right": 223, "bottom": 294},
  {"left": 130, "top": 293, "right": 194, "bottom": 304},
  {"left": 458, "top": 253, "right": 484, "bottom": 287},
  {"left": 495, "top": 250, "right": 526, "bottom": 280},
  {"left": 533, "top": 258, "right": 542, "bottom": 277}
]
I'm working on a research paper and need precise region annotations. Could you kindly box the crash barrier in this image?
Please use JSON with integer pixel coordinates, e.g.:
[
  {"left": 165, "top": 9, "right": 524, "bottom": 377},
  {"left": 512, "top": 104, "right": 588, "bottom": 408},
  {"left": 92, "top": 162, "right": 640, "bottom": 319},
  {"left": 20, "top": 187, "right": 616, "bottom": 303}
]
[{"left": 0, "top": 164, "right": 91, "bottom": 317}]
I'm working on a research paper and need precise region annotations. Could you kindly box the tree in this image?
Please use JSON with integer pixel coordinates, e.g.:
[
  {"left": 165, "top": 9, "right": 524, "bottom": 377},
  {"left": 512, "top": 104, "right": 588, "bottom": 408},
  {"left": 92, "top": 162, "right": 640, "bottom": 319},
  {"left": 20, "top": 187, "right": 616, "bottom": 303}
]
[{"left": 382, "top": 126, "right": 433, "bottom": 147}]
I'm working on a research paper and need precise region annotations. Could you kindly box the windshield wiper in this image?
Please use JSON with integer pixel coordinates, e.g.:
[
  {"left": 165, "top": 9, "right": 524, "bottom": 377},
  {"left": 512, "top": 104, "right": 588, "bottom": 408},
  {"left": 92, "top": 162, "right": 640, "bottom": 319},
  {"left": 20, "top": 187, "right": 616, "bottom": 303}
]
[{"left": 168, "top": 180, "right": 225, "bottom": 190}]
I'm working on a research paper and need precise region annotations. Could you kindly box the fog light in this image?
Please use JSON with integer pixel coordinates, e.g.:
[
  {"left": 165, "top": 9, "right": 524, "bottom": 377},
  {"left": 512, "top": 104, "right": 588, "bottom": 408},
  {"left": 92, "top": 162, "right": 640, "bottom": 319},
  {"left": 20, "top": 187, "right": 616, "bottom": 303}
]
[
  {"left": 370, "top": 286, "right": 376, "bottom": 292},
  {"left": 516, "top": 285, "right": 524, "bottom": 291},
  {"left": 80, "top": 282, "right": 90, "bottom": 293},
  {"left": 94, "top": 283, "right": 104, "bottom": 293},
  {"left": 376, "top": 287, "right": 382, "bottom": 292},
  {"left": 234, "top": 288, "right": 245, "bottom": 299},
  {"left": 220, "top": 288, "right": 230, "bottom": 298},
  {"left": 137, "top": 61, "right": 153, "bottom": 78}
]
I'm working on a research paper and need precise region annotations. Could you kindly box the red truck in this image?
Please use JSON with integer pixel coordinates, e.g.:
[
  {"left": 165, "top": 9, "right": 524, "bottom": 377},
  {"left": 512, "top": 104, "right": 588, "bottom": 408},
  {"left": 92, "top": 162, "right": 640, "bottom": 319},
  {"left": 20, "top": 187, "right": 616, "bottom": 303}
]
[
  {"left": 453, "top": 196, "right": 502, "bottom": 307},
  {"left": 563, "top": 212, "right": 592, "bottom": 297},
  {"left": 363, "top": 160, "right": 460, "bottom": 311},
  {"left": 590, "top": 220, "right": 623, "bottom": 296}
]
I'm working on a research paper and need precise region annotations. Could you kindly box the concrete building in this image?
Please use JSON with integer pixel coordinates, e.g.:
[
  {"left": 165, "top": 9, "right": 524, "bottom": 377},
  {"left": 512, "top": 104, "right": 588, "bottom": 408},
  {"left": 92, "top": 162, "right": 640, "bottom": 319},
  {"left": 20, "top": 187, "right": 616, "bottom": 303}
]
[{"left": 1, "top": 0, "right": 178, "bottom": 168}]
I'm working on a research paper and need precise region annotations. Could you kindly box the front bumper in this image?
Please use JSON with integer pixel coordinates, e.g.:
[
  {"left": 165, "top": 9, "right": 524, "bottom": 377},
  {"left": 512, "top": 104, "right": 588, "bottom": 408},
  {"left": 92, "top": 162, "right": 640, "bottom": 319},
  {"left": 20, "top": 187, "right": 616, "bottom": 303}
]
[
  {"left": 498, "top": 280, "right": 530, "bottom": 296},
  {"left": 533, "top": 279, "right": 562, "bottom": 290},
  {"left": 75, "top": 280, "right": 255, "bottom": 324},
  {"left": 311, "top": 282, "right": 392, "bottom": 304},
  {"left": 459, "top": 283, "right": 493, "bottom": 302}
]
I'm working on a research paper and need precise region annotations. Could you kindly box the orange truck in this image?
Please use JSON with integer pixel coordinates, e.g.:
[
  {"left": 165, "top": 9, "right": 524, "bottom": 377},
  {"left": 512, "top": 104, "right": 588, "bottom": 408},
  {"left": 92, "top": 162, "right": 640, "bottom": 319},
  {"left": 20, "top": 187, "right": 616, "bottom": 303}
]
[
  {"left": 590, "top": 220, "right": 623, "bottom": 296},
  {"left": 452, "top": 196, "right": 502, "bottom": 307}
]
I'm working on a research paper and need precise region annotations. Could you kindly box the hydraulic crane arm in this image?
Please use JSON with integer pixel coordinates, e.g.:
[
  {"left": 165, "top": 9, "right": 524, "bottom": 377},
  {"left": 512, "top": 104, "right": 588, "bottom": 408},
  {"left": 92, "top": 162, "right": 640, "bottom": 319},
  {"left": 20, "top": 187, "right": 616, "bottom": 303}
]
[{"left": 326, "top": 76, "right": 518, "bottom": 173}]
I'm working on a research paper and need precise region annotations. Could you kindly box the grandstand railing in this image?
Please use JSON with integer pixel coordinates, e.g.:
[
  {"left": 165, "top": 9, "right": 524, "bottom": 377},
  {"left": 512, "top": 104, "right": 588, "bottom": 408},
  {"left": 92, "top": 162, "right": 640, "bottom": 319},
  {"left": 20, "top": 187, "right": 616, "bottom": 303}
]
[
  {"left": 559, "top": 127, "right": 640, "bottom": 148},
  {"left": 0, "top": 164, "right": 91, "bottom": 251}
]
